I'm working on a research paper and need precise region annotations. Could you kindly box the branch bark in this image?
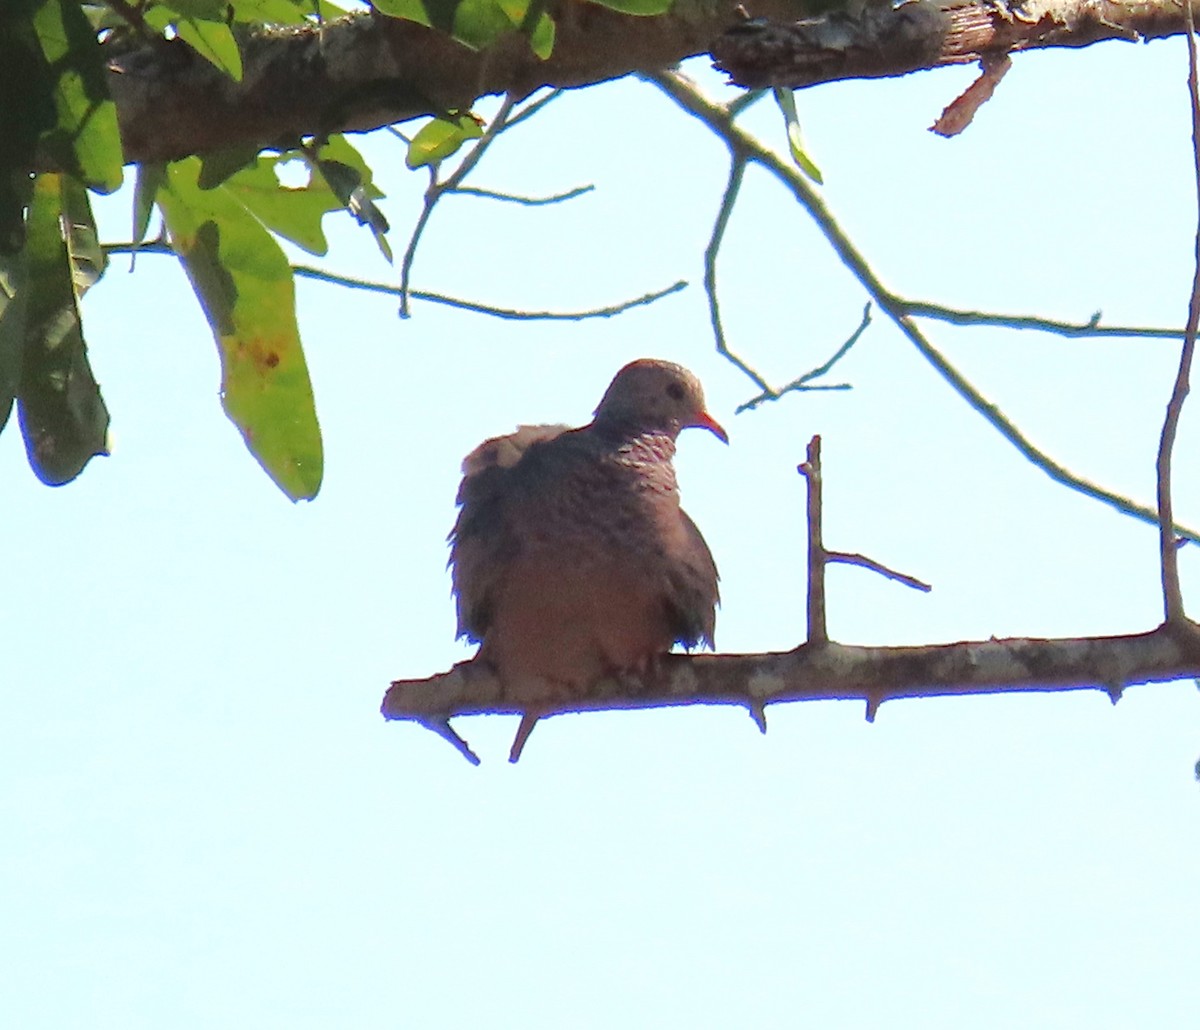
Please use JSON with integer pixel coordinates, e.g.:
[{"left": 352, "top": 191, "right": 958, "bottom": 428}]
[
  {"left": 382, "top": 625, "right": 1200, "bottom": 749},
  {"left": 102, "top": 0, "right": 1191, "bottom": 165},
  {"left": 713, "top": 0, "right": 1189, "bottom": 89}
]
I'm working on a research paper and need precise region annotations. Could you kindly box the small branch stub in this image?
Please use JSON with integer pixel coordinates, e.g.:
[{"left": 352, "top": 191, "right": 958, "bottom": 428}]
[{"left": 798, "top": 435, "right": 829, "bottom": 646}]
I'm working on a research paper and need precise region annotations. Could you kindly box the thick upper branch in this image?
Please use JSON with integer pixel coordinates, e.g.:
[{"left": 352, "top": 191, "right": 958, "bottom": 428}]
[
  {"left": 712, "top": 0, "right": 1188, "bottom": 89},
  {"left": 103, "top": 0, "right": 1188, "bottom": 164},
  {"left": 105, "top": 3, "right": 767, "bottom": 163}
]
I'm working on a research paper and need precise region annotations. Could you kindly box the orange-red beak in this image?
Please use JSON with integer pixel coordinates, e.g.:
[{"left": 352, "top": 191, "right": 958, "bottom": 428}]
[{"left": 690, "top": 409, "right": 728, "bottom": 444}]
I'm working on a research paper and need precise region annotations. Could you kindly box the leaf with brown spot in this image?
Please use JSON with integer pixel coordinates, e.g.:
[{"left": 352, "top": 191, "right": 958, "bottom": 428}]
[{"left": 157, "top": 157, "right": 323, "bottom": 501}]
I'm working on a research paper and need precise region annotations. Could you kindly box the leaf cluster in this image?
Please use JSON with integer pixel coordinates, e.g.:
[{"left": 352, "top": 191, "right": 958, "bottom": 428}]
[{"left": 2, "top": 0, "right": 676, "bottom": 498}]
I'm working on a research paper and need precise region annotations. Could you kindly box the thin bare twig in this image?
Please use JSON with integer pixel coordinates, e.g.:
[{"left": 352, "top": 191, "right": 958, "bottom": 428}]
[
  {"left": 101, "top": 241, "right": 688, "bottom": 321},
  {"left": 398, "top": 95, "right": 520, "bottom": 316},
  {"left": 737, "top": 303, "right": 870, "bottom": 412},
  {"left": 395, "top": 90, "right": 588, "bottom": 316},
  {"left": 726, "top": 89, "right": 767, "bottom": 119},
  {"left": 900, "top": 299, "right": 1186, "bottom": 341},
  {"left": 504, "top": 88, "right": 567, "bottom": 131},
  {"left": 705, "top": 153, "right": 772, "bottom": 391},
  {"left": 296, "top": 270, "right": 686, "bottom": 320},
  {"left": 448, "top": 184, "right": 595, "bottom": 206},
  {"left": 827, "top": 551, "right": 932, "bottom": 592},
  {"left": 292, "top": 267, "right": 687, "bottom": 320},
  {"left": 397, "top": 164, "right": 439, "bottom": 317},
  {"left": 645, "top": 68, "right": 1200, "bottom": 546},
  {"left": 1157, "top": 2, "right": 1200, "bottom": 623}
]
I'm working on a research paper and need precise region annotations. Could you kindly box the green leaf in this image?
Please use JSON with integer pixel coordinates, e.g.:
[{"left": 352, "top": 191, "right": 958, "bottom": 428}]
[
  {"left": 32, "top": 0, "right": 123, "bottom": 193},
  {"left": 198, "top": 144, "right": 261, "bottom": 189},
  {"left": 499, "top": 0, "right": 554, "bottom": 59},
  {"left": 313, "top": 158, "right": 392, "bottom": 261},
  {"left": 156, "top": 0, "right": 228, "bottom": 18},
  {"left": 314, "top": 135, "right": 391, "bottom": 259},
  {"left": 16, "top": 172, "right": 111, "bottom": 485},
  {"left": 319, "top": 134, "right": 384, "bottom": 192},
  {"left": 373, "top": 0, "right": 552, "bottom": 56},
  {"left": 222, "top": 156, "right": 342, "bottom": 256},
  {"left": 311, "top": 0, "right": 352, "bottom": 18},
  {"left": 773, "top": 87, "right": 824, "bottom": 186},
  {"left": 163, "top": 0, "right": 321, "bottom": 21},
  {"left": 526, "top": 10, "right": 554, "bottom": 58},
  {"left": 0, "top": 252, "right": 27, "bottom": 434},
  {"left": 133, "top": 161, "right": 166, "bottom": 241},
  {"left": 450, "top": 0, "right": 511, "bottom": 49},
  {"left": 157, "top": 157, "right": 323, "bottom": 501},
  {"left": 406, "top": 114, "right": 485, "bottom": 169},
  {"left": 371, "top": 0, "right": 457, "bottom": 33},
  {"left": 130, "top": 162, "right": 166, "bottom": 269},
  {"left": 0, "top": 8, "right": 56, "bottom": 253},
  {"left": 228, "top": 0, "right": 312, "bottom": 23},
  {"left": 60, "top": 174, "right": 106, "bottom": 295},
  {"left": 586, "top": 0, "right": 672, "bottom": 14},
  {"left": 200, "top": 136, "right": 390, "bottom": 260},
  {"left": 174, "top": 17, "right": 244, "bottom": 80}
]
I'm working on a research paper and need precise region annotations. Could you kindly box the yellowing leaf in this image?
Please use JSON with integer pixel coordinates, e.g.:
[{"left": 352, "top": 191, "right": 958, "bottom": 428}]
[
  {"left": 774, "top": 87, "right": 823, "bottom": 186},
  {"left": 406, "top": 114, "right": 484, "bottom": 169},
  {"left": 158, "top": 158, "right": 323, "bottom": 500}
]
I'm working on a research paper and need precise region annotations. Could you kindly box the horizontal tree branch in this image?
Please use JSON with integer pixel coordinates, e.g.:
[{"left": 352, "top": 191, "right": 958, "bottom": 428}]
[
  {"left": 104, "top": 3, "right": 764, "bottom": 164},
  {"left": 101, "top": 0, "right": 1190, "bottom": 165},
  {"left": 382, "top": 622, "right": 1200, "bottom": 761},
  {"left": 712, "top": 0, "right": 1189, "bottom": 89}
]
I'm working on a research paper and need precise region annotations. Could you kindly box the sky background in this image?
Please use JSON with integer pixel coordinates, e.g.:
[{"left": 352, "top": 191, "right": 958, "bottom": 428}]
[{"left": 3, "top": 25, "right": 1199, "bottom": 1030}]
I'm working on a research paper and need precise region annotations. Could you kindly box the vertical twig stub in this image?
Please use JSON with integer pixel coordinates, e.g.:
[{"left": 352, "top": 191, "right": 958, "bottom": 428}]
[{"left": 798, "top": 434, "right": 829, "bottom": 646}]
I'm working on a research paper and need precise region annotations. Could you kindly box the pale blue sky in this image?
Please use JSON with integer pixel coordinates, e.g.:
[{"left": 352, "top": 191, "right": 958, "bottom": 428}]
[{"left": 2, "top": 34, "right": 1198, "bottom": 1029}]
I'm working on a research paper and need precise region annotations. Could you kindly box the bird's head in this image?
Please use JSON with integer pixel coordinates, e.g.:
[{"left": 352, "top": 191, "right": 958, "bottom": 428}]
[{"left": 594, "top": 359, "right": 728, "bottom": 443}]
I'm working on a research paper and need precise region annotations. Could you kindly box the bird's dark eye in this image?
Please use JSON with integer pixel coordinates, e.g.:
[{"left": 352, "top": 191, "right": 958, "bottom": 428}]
[{"left": 666, "top": 382, "right": 686, "bottom": 401}]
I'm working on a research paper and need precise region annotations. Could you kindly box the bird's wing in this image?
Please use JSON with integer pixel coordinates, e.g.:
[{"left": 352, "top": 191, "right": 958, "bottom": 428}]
[
  {"left": 663, "top": 509, "right": 720, "bottom": 650},
  {"left": 450, "top": 424, "right": 571, "bottom": 642}
]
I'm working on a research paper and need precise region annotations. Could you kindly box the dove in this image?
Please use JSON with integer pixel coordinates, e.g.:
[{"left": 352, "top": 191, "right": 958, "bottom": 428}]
[{"left": 450, "top": 359, "right": 726, "bottom": 760}]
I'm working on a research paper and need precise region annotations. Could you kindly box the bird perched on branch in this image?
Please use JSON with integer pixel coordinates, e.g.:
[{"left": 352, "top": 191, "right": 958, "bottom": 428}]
[{"left": 450, "top": 358, "right": 727, "bottom": 761}]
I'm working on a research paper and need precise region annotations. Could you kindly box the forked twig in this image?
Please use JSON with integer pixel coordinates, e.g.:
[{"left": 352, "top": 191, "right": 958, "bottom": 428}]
[
  {"left": 644, "top": 68, "right": 1200, "bottom": 546},
  {"left": 738, "top": 304, "right": 869, "bottom": 412},
  {"left": 398, "top": 94, "right": 519, "bottom": 316},
  {"left": 705, "top": 154, "right": 772, "bottom": 391}
]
